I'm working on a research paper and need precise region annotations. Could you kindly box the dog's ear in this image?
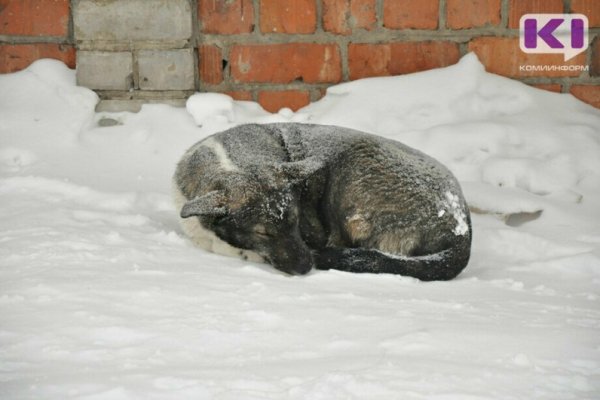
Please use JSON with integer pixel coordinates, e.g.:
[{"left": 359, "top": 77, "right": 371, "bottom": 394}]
[
  {"left": 180, "top": 190, "right": 228, "bottom": 218},
  {"left": 276, "top": 158, "right": 323, "bottom": 185}
]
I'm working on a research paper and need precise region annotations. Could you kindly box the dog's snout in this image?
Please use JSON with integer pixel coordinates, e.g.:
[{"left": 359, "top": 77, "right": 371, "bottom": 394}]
[{"left": 268, "top": 235, "right": 314, "bottom": 276}]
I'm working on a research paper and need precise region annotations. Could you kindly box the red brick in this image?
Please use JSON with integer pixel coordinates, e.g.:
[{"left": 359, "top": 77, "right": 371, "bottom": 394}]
[
  {"left": 323, "top": 0, "right": 350, "bottom": 34},
  {"left": 570, "top": 85, "right": 600, "bottom": 109},
  {"left": 530, "top": 83, "right": 562, "bottom": 93},
  {"left": 199, "top": 0, "right": 254, "bottom": 34},
  {"left": 508, "top": 0, "right": 563, "bottom": 29},
  {"left": 0, "top": 0, "right": 70, "bottom": 36},
  {"left": 383, "top": 0, "right": 439, "bottom": 30},
  {"left": 199, "top": 45, "right": 223, "bottom": 85},
  {"left": 350, "top": 0, "right": 377, "bottom": 30},
  {"left": 260, "top": 0, "right": 317, "bottom": 33},
  {"left": 348, "top": 41, "right": 460, "bottom": 80},
  {"left": 571, "top": 0, "right": 600, "bottom": 28},
  {"left": 446, "top": 0, "right": 501, "bottom": 29},
  {"left": 0, "top": 44, "right": 75, "bottom": 73},
  {"left": 349, "top": 44, "right": 390, "bottom": 79},
  {"left": 230, "top": 43, "right": 342, "bottom": 83},
  {"left": 258, "top": 90, "right": 310, "bottom": 113},
  {"left": 225, "top": 91, "right": 253, "bottom": 101},
  {"left": 468, "top": 37, "right": 586, "bottom": 77},
  {"left": 323, "top": 0, "right": 377, "bottom": 35}
]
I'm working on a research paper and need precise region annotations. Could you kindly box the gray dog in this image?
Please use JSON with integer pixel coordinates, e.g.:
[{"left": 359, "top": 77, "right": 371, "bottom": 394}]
[{"left": 173, "top": 123, "right": 471, "bottom": 280}]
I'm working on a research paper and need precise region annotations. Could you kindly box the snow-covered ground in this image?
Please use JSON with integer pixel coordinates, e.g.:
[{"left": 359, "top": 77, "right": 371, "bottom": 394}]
[{"left": 1, "top": 55, "right": 599, "bottom": 399}]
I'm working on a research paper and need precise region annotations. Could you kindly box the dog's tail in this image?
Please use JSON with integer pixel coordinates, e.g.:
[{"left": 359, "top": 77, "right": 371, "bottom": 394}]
[{"left": 315, "top": 236, "right": 471, "bottom": 281}]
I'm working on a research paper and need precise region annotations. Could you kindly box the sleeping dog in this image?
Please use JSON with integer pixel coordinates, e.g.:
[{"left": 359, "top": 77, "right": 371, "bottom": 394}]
[{"left": 173, "top": 123, "right": 471, "bottom": 281}]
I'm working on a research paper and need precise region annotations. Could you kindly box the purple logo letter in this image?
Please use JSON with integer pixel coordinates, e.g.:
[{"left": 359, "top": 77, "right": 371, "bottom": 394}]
[{"left": 524, "top": 18, "right": 564, "bottom": 49}]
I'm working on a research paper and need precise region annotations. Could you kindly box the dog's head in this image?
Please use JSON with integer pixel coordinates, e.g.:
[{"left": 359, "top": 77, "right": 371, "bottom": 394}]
[{"left": 180, "top": 159, "right": 320, "bottom": 275}]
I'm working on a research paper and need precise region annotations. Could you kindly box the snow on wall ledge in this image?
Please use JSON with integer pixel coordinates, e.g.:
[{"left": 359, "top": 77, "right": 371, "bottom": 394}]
[{"left": 1, "top": 55, "right": 600, "bottom": 399}]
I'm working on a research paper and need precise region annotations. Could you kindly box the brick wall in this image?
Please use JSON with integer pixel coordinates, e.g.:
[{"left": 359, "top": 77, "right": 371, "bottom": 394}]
[
  {"left": 1, "top": 0, "right": 599, "bottom": 111},
  {"left": 0, "top": 0, "right": 75, "bottom": 71}
]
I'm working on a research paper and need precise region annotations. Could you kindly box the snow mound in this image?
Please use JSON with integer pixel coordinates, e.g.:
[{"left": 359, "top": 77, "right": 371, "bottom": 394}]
[{"left": 186, "top": 92, "right": 293, "bottom": 130}]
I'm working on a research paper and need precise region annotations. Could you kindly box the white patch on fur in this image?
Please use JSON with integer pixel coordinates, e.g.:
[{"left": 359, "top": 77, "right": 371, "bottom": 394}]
[
  {"left": 172, "top": 180, "right": 263, "bottom": 263},
  {"left": 444, "top": 191, "right": 468, "bottom": 236},
  {"left": 201, "top": 137, "right": 238, "bottom": 172}
]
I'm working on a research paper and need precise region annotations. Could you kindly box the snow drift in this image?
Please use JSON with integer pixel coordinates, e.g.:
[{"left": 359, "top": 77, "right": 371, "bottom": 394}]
[{"left": 1, "top": 54, "right": 599, "bottom": 399}]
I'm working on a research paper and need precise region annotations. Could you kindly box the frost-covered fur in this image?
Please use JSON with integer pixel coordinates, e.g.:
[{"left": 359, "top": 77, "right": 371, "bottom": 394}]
[{"left": 173, "top": 123, "right": 472, "bottom": 280}]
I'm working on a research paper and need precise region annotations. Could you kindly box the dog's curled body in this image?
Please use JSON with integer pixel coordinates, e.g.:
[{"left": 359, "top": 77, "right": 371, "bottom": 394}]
[{"left": 173, "top": 123, "right": 472, "bottom": 280}]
